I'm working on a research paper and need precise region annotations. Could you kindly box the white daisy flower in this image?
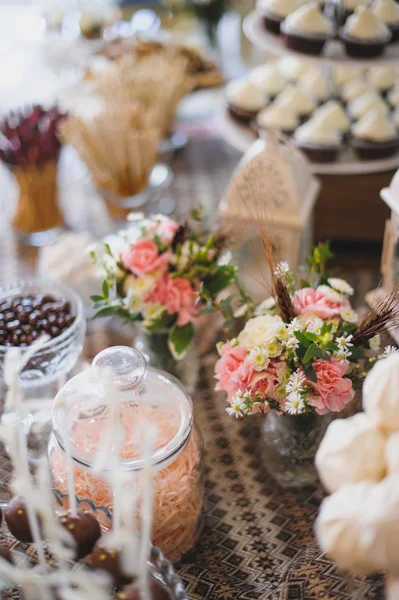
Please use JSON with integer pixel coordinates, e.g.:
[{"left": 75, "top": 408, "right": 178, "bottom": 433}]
[
  {"left": 317, "top": 285, "right": 346, "bottom": 304},
  {"left": 226, "top": 399, "right": 246, "bottom": 418},
  {"left": 369, "top": 334, "right": 381, "bottom": 351},
  {"left": 379, "top": 345, "right": 399, "bottom": 359},
  {"left": 124, "top": 274, "right": 156, "bottom": 298},
  {"left": 285, "top": 335, "right": 299, "bottom": 350},
  {"left": 286, "top": 371, "right": 306, "bottom": 394},
  {"left": 249, "top": 346, "right": 270, "bottom": 372},
  {"left": 274, "top": 261, "right": 290, "bottom": 278},
  {"left": 254, "top": 297, "right": 276, "bottom": 316},
  {"left": 285, "top": 392, "right": 305, "bottom": 415},
  {"left": 287, "top": 317, "right": 301, "bottom": 334},
  {"left": 306, "top": 318, "right": 324, "bottom": 336},
  {"left": 328, "top": 278, "right": 354, "bottom": 296},
  {"left": 340, "top": 307, "right": 358, "bottom": 323},
  {"left": 265, "top": 341, "right": 282, "bottom": 357},
  {"left": 334, "top": 349, "right": 351, "bottom": 363},
  {"left": 127, "top": 212, "right": 145, "bottom": 222},
  {"left": 274, "top": 322, "right": 288, "bottom": 340},
  {"left": 337, "top": 334, "right": 353, "bottom": 349}
]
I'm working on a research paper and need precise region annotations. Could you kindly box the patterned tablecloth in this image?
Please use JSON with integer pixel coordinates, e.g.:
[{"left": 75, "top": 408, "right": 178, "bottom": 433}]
[{"left": 0, "top": 135, "right": 385, "bottom": 599}]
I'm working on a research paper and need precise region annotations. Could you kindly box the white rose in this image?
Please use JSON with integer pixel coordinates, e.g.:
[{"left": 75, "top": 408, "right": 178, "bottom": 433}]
[
  {"left": 315, "top": 413, "right": 386, "bottom": 493},
  {"left": 238, "top": 315, "right": 282, "bottom": 349},
  {"left": 363, "top": 352, "right": 399, "bottom": 431},
  {"left": 327, "top": 277, "right": 354, "bottom": 296}
]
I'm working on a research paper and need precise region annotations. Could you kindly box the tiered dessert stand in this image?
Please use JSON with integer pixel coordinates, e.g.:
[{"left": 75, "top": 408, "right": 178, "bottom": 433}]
[{"left": 218, "top": 8, "right": 399, "bottom": 240}]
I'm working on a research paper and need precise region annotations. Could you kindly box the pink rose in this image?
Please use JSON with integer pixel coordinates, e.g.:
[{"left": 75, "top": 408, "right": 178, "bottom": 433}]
[
  {"left": 215, "top": 342, "right": 248, "bottom": 399},
  {"left": 122, "top": 240, "right": 169, "bottom": 277},
  {"left": 308, "top": 358, "right": 355, "bottom": 415},
  {"left": 156, "top": 219, "right": 179, "bottom": 243},
  {"left": 293, "top": 287, "right": 349, "bottom": 319},
  {"left": 165, "top": 276, "right": 198, "bottom": 326}
]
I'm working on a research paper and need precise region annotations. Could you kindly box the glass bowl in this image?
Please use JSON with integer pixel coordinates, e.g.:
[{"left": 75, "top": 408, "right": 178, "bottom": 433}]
[
  {"left": 0, "top": 279, "right": 86, "bottom": 387},
  {"left": 0, "top": 482, "right": 189, "bottom": 600}
]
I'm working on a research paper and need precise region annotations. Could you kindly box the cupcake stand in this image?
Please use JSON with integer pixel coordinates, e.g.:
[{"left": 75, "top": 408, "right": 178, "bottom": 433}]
[{"left": 218, "top": 8, "right": 399, "bottom": 244}]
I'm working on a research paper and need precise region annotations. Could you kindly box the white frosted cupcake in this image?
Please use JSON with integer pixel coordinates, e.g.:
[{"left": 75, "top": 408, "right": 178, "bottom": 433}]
[
  {"left": 340, "top": 77, "right": 374, "bottom": 103},
  {"left": 371, "top": 0, "right": 399, "bottom": 41},
  {"left": 367, "top": 66, "right": 397, "bottom": 94},
  {"left": 249, "top": 64, "right": 286, "bottom": 98},
  {"left": 312, "top": 101, "right": 351, "bottom": 134},
  {"left": 276, "top": 56, "right": 310, "bottom": 81},
  {"left": 340, "top": 6, "right": 391, "bottom": 57},
  {"left": 333, "top": 65, "right": 363, "bottom": 87},
  {"left": 258, "top": 0, "right": 300, "bottom": 33},
  {"left": 256, "top": 102, "right": 300, "bottom": 134},
  {"left": 351, "top": 108, "right": 398, "bottom": 159},
  {"left": 226, "top": 78, "right": 268, "bottom": 123},
  {"left": 294, "top": 117, "right": 342, "bottom": 162},
  {"left": 388, "top": 84, "right": 399, "bottom": 107},
  {"left": 347, "top": 90, "right": 389, "bottom": 119},
  {"left": 274, "top": 83, "right": 316, "bottom": 118},
  {"left": 342, "top": 0, "right": 371, "bottom": 17},
  {"left": 299, "top": 68, "right": 330, "bottom": 102},
  {"left": 280, "top": 2, "right": 334, "bottom": 55}
]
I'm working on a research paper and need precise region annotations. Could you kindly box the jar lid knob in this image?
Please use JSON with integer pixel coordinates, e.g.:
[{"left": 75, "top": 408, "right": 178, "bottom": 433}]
[{"left": 92, "top": 346, "right": 147, "bottom": 390}]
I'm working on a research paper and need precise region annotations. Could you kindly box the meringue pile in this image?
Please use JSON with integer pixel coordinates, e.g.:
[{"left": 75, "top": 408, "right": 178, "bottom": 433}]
[{"left": 315, "top": 352, "right": 399, "bottom": 576}]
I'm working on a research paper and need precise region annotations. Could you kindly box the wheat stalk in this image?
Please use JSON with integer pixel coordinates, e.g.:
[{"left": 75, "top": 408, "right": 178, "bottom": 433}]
[{"left": 352, "top": 280, "right": 399, "bottom": 346}]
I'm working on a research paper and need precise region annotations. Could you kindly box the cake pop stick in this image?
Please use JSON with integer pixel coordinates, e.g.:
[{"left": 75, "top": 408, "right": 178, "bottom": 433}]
[{"left": 138, "top": 425, "right": 157, "bottom": 600}]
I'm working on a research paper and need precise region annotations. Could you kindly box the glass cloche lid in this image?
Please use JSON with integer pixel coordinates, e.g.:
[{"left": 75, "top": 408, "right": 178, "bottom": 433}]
[{"left": 52, "top": 346, "right": 193, "bottom": 471}]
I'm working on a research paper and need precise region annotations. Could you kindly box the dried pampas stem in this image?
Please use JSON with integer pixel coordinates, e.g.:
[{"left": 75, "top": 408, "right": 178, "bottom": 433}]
[{"left": 352, "top": 280, "right": 399, "bottom": 346}]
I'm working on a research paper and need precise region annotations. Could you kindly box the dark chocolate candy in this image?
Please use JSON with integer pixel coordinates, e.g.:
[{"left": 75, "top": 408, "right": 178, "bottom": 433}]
[{"left": 59, "top": 510, "right": 101, "bottom": 559}]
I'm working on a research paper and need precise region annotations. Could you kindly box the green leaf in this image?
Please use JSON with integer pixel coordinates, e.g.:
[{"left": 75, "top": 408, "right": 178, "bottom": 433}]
[
  {"left": 294, "top": 331, "right": 312, "bottom": 348},
  {"left": 300, "top": 279, "right": 310, "bottom": 288},
  {"left": 314, "top": 348, "right": 329, "bottom": 359},
  {"left": 102, "top": 280, "right": 109, "bottom": 300},
  {"left": 104, "top": 243, "right": 113, "bottom": 256},
  {"left": 303, "top": 343, "right": 316, "bottom": 364},
  {"left": 304, "top": 332, "right": 319, "bottom": 342},
  {"left": 303, "top": 364, "right": 317, "bottom": 383},
  {"left": 144, "top": 310, "right": 173, "bottom": 333},
  {"left": 168, "top": 323, "right": 194, "bottom": 360},
  {"left": 203, "top": 265, "right": 236, "bottom": 296},
  {"left": 90, "top": 295, "right": 104, "bottom": 302},
  {"left": 92, "top": 306, "right": 117, "bottom": 319}
]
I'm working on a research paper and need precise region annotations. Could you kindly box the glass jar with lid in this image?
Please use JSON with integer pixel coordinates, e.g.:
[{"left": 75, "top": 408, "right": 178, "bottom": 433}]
[{"left": 48, "top": 346, "right": 204, "bottom": 562}]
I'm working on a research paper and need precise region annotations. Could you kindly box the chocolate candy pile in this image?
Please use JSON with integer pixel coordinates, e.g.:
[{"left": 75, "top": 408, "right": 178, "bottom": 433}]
[
  {"left": 0, "top": 294, "right": 75, "bottom": 347},
  {"left": 0, "top": 105, "right": 65, "bottom": 168}
]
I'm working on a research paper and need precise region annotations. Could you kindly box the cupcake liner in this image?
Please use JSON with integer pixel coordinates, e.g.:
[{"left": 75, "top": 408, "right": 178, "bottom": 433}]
[
  {"left": 262, "top": 12, "right": 283, "bottom": 34},
  {"left": 339, "top": 29, "right": 391, "bottom": 57},
  {"left": 280, "top": 23, "right": 332, "bottom": 55},
  {"left": 295, "top": 141, "right": 342, "bottom": 163},
  {"left": 228, "top": 104, "right": 259, "bottom": 124},
  {"left": 351, "top": 136, "right": 399, "bottom": 160}
]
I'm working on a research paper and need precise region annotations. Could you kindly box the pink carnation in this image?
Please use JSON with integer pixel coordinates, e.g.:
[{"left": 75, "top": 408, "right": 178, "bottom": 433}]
[
  {"left": 156, "top": 219, "right": 179, "bottom": 243},
  {"left": 145, "top": 274, "right": 197, "bottom": 326},
  {"left": 215, "top": 342, "right": 248, "bottom": 399},
  {"left": 165, "top": 276, "right": 198, "bottom": 326},
  {"left": 308, "top": 358, "right": 354, "bottom": 415},
  {"left": 122, "top": 240, "right": 169, "bottom": 277},
  {"left": 293, "top": 287, "right": 350, "bottom": 319}
]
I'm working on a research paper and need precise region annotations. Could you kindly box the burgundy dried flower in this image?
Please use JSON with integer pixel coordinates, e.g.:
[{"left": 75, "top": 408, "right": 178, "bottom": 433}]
[{"left": 0, "top": 105, "right": 66, "bottom": 168}]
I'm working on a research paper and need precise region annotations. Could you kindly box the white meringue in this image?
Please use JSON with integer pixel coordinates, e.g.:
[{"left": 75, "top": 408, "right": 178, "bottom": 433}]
[
  {"left": 385, "top": 431, "right": 399, "bottom": 474},
  {"left": 315, "top": 413, "right": 386, "bottom": 493},
  {"left": 315, "top": 481, "right": 378, "bottom": 575},
  {"left": 363, "top": 352, "right": 399, "bottom": 430},
  {"left": 317, "top": 477, "right": 399, "bottom": 575}
]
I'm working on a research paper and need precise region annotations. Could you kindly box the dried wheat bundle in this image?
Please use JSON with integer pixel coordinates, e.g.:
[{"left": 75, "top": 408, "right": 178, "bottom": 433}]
[
  {"left": 352, "top": 280, "right": 399, "bottom": 346},
  {"left": 95, "top": 54, "right": 194, "bottom": 136},
  {"left": 60, "top": 102, "right": 160, "bottom": 198}
]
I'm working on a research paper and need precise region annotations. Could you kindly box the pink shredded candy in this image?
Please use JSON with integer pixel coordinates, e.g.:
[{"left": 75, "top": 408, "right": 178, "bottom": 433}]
[{"left": 50, "top": 404, "right": 204, "bottom": 562}]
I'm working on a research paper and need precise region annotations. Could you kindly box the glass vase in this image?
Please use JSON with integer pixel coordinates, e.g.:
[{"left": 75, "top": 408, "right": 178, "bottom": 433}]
[
  {"left": 133, "top": 327, "right": 199, "bottom": 396},
  {"left": 12, "top": 161, "right": 64, "bottom": 246},
  {"left": 262, "top": 410, "right": 332, "bottom": 488}
]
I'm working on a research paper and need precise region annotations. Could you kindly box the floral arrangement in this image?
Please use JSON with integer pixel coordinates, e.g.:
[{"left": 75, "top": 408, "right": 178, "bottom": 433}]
[
  {"left": 215, "top": 243, "right": 399, "bottom": 418},
  {"left": 90, "top": 211, "right": 238, "bottom": 359}
]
